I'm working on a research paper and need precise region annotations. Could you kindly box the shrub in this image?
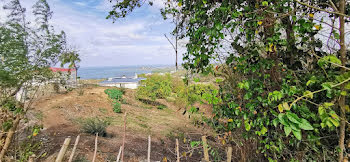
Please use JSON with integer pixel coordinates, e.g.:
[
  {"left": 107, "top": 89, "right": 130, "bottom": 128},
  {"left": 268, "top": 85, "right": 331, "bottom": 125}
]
[
  {"left": 113, "top": 102, "right": 121, "bottom": 113},
  {"left": 105, "top": 88, "right": 123, "bottom": 113},
  {"left": 137, "top": 74, "right": 172, "bottom": 100},
  {"left": 80, "top": 118, "right": 109, "bottom": 136}
]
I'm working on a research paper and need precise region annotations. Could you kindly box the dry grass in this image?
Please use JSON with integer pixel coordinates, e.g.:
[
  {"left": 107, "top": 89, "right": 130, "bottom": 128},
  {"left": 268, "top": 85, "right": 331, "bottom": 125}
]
[{"left": 29, "top": 85, "right": 213, "bottom": 161}]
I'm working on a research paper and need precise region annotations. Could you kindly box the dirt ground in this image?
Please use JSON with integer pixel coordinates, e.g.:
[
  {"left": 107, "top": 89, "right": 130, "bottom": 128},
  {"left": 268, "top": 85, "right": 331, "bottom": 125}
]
[{"left": 27, "top": 85, "right": 217, "bottom": 161}]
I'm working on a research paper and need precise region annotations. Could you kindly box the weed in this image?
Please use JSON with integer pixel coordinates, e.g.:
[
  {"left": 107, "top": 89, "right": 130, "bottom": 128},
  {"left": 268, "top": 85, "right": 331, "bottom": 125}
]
[
  {"left": 77, "top": 88, "right": 84, "bottom": 96},
  {"left": 138, "top": 123, "right": 148, "bottom": 128},
  {"left": 157, "top": 105, "right": 167, "bottom": 110},
  {"left": 79, "top": 118, "right": 110, "bottom": 136},
  {"left": 113, "top": 102, "right": 121, "bottom": 113},
  {"left": 73, "top": 155, "right": 89, "bottom": 162},
  {"left": 99, "top": 108, "right": 108, "bottom": 114},
  {"left": 33, "top": 111, "right": 44, "bottom": 121}
]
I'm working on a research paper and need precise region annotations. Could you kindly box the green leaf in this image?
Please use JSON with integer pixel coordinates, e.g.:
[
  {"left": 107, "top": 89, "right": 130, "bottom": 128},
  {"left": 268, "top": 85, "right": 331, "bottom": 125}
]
[
  {"left": 286, "top": 112, "right": 302, "bottom": 124},
  {"left": 278, "top": 114, "right": 289, "bottom": 126},
  {"left": 329, "top": 117, "right": 340, "bottom": 127},
  {"left": 259, "top": 126, "right": 267, "bottom": 135},
  {"left": 345, "top": 83, "right": 350, "bottom": 90},
  {"left": 278, "top": 104, "right": 284, "bottom": 113},
  {"left": 292, "top": 129, "right": 302, "bottom": 140},
  {"left": 215, "top": 78, "right": 223, "bottom": 83},
  {"left": 282, "top": 102, "right": 290, "bottom": 111},
  {"left": 321, "top": 82, "right": 333, "bottom": 90},
  {"left": 299, "top": 119, "right": 313, "bottom": 130},
  {"left": 303, "top": 91, "right": 313, "bottom": 99},
  {"left": 341, "top": 91, "right": 347, "bottom": 96},
  {"left": 262, "top": 1, "right": 268, "bottom": 6},
  {"left": 245, "top": 120, "right": 251, "bottom": 131},
  {"left": 318, "top": 55, "right": 341, "bottom": 68},
  {"left": 284, "top": 126, "right": 292, "bottom": 137},
  {"left": 272, "top": 118, "right": 279, "bottom": 127},
  {"left": 193, "top": 77, "right": 200, "bottom": 82}
]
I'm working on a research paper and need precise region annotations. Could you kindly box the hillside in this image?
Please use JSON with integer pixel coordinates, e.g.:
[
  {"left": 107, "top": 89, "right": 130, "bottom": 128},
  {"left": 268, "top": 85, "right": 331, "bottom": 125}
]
[{"left": 27, "top": 85, "right": 215, "bottom": 161}]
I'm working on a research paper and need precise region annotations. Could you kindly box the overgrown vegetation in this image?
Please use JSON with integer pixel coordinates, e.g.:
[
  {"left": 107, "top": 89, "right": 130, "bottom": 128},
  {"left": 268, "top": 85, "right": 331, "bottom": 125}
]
[
  {"left": 105, "top": 88, "right": 123, "bottom": 113},
  {"left": 137, "top": 74, "right": 216, "bottom": 110},
  {"left": 109, "top": 0, "right": 350, "bottom": 161}
]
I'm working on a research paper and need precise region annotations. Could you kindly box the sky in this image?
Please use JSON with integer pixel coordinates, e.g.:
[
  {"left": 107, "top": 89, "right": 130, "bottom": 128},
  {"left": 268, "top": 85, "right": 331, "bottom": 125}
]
[{"left": 0, "top": 0, "right": 184, "bottom": 67}]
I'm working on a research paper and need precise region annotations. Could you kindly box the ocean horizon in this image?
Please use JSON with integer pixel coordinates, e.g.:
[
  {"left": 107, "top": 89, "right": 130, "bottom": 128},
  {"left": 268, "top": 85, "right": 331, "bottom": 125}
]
[{"left": 78, "top": 65, "right": 174, "bottom": 79}]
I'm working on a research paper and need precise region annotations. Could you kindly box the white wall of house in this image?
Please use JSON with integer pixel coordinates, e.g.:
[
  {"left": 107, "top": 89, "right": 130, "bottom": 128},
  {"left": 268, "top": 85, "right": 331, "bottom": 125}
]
[{"left": 99, "top": 82, "right": 139, "bottom": 89}]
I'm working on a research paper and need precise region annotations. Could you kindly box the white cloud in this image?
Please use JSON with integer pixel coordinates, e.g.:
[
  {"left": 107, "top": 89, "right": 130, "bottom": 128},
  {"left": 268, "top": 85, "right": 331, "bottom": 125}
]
[{"left": 0, "top": 0, "right": 184, "bottom": 67}]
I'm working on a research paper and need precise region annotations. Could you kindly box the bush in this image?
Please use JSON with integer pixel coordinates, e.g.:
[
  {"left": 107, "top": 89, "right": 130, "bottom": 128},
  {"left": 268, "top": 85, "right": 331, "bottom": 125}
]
[
  {"left": 80, "top": 118, "right": 109, "bottom": 136},
  {"left": 137, "top": 74, "right": 172, "bottom": 100},
  {"left": 105, "top": 88, "right": 123, "bottom": 113},
  {"left": 113, "top": 102, "right": 121, "bottom": 113}
]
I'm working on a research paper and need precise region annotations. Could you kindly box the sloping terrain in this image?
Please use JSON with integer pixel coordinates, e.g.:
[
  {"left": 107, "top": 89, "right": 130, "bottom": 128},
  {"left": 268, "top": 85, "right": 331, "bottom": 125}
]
[{"left": 29, "top": 85, "right": 214, "bottom": 161}]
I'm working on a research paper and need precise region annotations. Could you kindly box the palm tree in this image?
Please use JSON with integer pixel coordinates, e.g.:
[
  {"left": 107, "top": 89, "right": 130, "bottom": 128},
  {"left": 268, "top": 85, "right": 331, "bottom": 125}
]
[{"left": 59, "top": 50, "right": 81, "bottom": 85}]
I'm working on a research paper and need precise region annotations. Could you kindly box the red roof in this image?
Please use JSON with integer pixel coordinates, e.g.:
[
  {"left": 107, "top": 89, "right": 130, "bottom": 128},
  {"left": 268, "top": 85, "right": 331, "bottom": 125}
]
[{"left": 50, "top": 67, "right": 76, "bottom": 72}]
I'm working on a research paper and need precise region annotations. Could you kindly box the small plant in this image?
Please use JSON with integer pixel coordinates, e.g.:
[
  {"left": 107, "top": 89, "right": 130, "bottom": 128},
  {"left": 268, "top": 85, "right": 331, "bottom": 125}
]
[
  {"left": 53, "top": 83, "right": 60, "bottom": 93},
  {"left": 77, "top": 88, "right": 84, "bottom": 96},
  {"left": 80, "top": 118, "right": 109, "bottom": 136},
  {"left": 73, "top": 155, "right": 89, "bottom": 162},
  {"left": 157, "top": 105, "right": 167, "bottom": 110}
]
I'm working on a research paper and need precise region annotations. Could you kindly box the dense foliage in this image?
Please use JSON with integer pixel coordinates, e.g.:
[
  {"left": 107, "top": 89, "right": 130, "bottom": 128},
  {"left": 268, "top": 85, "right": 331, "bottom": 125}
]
[
  {"left": 0, "top": 0, "right": 77, "bottom": 160},
  {"left": 105, "top": 88, "right": 123, "bottom": 113},
  {"left": 137, "top": 74, "right": 173, "bottom": 100},
  {"left": 108, "top": 0, "right": 350, "bottom": 161}
]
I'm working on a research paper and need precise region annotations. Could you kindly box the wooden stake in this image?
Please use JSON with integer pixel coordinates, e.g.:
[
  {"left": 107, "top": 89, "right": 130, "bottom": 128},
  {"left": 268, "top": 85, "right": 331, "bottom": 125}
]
[
  {"left": 116, "top": 146, "right": 122, "bottom": 162},
  {"left": 55, "top": 138, "right": 71, "bottom": 162},
  {"left": 176, "top": 139, "right": 180, "bottom": 162},
  {"left": 92, "top": 133, "right": 98, "bottom": 162},
  {"left": 121, "top": 112, "right": 127, "bottom": 162},
  {"left": 148, "top": 135, "right": 151, "bottom": 162},
  {"left": 68, "top": 135, "right": 80, "bottom": 162},
  {"left": 202, "top": 136, "right": 209, "bottom": 162},
  {"left": 226, "top": 147, "right": 232, "bottom": 162}
]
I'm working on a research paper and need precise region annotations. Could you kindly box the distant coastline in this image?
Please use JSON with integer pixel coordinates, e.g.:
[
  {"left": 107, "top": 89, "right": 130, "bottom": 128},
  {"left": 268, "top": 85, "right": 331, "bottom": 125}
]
[{"left": 78, "top": 65, "right": 175, "bottom": 79}]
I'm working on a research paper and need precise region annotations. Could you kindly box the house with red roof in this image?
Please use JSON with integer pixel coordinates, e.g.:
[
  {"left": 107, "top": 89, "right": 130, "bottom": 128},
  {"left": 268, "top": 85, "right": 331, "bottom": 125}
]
[{"left": 49, "top": 67, "right": 77, "bottom": 86}]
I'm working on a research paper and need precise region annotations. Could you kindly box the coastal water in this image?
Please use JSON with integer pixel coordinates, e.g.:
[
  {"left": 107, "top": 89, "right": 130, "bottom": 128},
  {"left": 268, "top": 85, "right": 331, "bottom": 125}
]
[{"left": 78, "top": 65, "right": 171, "bottom": 79}]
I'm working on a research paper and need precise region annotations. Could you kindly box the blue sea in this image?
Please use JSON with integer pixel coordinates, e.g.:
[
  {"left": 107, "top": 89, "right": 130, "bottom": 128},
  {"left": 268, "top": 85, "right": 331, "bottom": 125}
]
[{"left": 78, "top": 65, "right": 171, "bottom": 79}]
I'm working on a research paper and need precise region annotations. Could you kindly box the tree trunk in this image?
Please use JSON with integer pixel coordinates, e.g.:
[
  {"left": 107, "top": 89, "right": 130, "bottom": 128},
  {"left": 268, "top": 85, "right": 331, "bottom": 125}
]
[
  {"left": 338, "top": 0, "right": 347, "bottom": 161},
  {"left": 74, "top": 64, "right": 78, "bottom": 87},
  {"left": 0, "top": 116, "right": 20, "bottom": 161}
]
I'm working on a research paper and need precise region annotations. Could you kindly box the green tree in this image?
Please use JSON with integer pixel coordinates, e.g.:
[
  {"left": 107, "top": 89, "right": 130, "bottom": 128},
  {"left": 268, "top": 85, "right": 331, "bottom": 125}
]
[
  {"left": 107, "top": 0, "right": 349, "bottom": 161},
  {"left": 0, "top": 0, "right": 71, "bottom": 160},
  {"left": 59, "top": 49, "right": 81, "bottom": 85}
]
